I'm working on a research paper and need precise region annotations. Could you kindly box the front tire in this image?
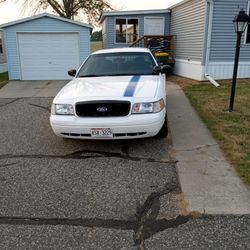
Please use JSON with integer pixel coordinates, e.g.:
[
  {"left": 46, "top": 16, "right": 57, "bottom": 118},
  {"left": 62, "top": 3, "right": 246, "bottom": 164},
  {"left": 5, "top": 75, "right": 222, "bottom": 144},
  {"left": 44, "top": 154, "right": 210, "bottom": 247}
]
[{"left": 156, "top": 116, "right": 168, "bottom": 138}]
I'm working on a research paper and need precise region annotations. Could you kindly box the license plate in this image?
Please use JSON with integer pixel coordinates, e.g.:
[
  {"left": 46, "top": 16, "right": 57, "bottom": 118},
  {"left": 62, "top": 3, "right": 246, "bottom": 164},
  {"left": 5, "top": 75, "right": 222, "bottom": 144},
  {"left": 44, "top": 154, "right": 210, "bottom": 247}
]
[{"left": 91, "top": 128, "right": 113, "bottom": 138}]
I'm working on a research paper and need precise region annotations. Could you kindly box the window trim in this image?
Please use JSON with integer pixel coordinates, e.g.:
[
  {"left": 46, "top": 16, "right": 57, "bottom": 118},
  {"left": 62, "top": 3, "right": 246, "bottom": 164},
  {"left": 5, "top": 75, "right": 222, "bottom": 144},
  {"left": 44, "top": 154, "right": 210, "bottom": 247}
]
[
  {"left": 114, "top": 17, "right": 139, "bottom": 45},
  {"left": 244, "top": 1, "right": 250, "bottom": 44}
]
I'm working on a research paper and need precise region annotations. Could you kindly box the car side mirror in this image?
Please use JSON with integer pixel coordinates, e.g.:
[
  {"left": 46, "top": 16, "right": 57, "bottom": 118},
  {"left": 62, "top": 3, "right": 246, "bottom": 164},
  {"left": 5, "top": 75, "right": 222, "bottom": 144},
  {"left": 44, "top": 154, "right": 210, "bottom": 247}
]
[
  {"left": 153, "top": 65, "right": 161, "bottom": 74},
  {"left": 68, "top": 69, "right": 77, "bottom": 77}
]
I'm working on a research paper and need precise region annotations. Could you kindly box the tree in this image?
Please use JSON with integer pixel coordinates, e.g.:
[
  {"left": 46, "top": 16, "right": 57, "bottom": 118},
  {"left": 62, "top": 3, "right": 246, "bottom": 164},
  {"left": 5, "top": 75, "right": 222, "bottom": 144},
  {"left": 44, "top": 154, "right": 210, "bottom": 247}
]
[
  {"left": 2, "top": 0, "right": 113, "bottom": 23},
  {"left": 91, "top": 30, "right": 102, "bottom": 41}
]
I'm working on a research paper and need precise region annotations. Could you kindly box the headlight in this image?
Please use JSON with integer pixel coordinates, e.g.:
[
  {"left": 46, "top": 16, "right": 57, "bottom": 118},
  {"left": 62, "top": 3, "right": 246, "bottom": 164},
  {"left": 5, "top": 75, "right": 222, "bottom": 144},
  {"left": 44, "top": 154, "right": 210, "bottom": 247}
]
[
  {"left": 51, "top": 104, "right": 74, "bottom": 115},
  {"left": 132, "top": 99, "right": 165, "bottom": 114}
]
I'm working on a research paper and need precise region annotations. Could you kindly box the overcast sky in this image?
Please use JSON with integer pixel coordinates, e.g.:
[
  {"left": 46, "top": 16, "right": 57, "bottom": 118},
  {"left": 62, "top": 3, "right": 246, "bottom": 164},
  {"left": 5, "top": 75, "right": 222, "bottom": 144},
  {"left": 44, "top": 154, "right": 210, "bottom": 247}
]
[{"left": 0, "top": 0, "right": 183, "bottom": 25}]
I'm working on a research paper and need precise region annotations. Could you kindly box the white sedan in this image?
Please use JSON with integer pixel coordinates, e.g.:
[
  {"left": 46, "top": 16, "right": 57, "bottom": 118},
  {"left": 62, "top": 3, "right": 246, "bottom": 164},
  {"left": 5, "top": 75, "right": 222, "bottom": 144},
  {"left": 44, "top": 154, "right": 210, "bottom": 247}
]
[{"left": 50, "top": 48, "right": 169, "bottom": 140}]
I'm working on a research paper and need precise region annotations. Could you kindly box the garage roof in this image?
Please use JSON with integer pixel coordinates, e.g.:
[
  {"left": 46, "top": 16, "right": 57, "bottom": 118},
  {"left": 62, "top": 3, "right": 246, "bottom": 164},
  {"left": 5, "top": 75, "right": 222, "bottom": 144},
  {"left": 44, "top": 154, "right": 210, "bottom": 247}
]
[{"left": 0, "top": 12, "right": 93, "bottom": 29}]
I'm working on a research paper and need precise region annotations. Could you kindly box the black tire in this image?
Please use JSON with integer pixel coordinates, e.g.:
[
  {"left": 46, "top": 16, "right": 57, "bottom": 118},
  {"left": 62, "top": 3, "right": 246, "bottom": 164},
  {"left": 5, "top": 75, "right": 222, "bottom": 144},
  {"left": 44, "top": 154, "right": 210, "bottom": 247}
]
[{"left": 156, "top": 116, "right": 168, "bottom": 138}]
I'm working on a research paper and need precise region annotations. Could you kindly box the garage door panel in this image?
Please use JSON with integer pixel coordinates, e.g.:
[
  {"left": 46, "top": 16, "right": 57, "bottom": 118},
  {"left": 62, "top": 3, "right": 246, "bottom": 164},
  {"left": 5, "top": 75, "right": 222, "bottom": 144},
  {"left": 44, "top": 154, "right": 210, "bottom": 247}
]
[{"left": 18, "top": 33, "right": 80, "bottom": 80}]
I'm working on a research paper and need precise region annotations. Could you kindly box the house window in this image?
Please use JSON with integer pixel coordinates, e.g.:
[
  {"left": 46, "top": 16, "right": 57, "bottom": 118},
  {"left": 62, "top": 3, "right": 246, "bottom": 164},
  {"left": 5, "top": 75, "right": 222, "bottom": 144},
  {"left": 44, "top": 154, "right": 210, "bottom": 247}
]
[
  {"left": 115, "top": 18, "right": 138, "bottom": 44},
  {"left": 246, "top": 2, "right": 250, "bottom": 43}
]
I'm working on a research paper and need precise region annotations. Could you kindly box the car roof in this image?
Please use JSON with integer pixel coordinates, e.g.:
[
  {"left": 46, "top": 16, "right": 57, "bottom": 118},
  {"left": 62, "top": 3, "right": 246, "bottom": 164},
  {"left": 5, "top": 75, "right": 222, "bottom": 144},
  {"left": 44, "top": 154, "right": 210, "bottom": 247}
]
[{"left": 92, "top": 47, "right": 151, "bottom": 55}]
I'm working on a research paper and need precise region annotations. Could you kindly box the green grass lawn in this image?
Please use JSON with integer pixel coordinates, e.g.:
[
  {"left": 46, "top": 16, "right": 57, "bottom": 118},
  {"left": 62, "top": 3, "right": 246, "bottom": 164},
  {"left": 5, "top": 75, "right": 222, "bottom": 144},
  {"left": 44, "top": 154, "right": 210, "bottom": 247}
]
[
  {"left": 91, "top": 41, "right": 103, "bottom": 52},
  {"left": 0, "top": 72, "right": 9, "bottom": 88},
  {"left": 179, "top": 78, "right": 250, "bottom": 185}
]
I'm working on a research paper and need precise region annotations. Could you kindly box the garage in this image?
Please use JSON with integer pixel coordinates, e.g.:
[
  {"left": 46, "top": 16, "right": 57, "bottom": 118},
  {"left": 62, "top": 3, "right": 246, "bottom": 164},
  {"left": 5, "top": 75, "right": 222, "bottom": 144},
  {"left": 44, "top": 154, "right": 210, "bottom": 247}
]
[{"left": 0, "top": 13, "right": 92, "bottom": 80}]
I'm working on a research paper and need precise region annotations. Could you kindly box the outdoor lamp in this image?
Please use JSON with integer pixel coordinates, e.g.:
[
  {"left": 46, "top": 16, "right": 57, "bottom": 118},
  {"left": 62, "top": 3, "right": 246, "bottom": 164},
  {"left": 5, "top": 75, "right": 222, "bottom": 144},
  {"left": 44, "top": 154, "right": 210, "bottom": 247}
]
[
  {"left": 233, "top": 9, "right": 249, "bottom": 33},
  {"left": 229, "top": 9, "right": 250, "bottom": 112}
]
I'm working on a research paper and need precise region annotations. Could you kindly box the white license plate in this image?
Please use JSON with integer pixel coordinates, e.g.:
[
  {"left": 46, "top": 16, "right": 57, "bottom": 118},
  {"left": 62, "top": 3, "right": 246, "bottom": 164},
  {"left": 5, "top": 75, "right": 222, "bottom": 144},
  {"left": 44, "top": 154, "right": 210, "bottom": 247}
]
[{"left": 91, "top": 128, "right": 113, "bottom": 138}]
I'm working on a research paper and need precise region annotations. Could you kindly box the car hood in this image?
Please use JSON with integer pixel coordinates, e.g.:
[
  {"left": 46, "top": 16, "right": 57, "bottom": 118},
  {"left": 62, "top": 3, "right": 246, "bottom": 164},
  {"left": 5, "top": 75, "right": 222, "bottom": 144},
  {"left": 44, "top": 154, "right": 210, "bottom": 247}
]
[{"left": 54, "top": 75, "right": 159, "bottom": 102}]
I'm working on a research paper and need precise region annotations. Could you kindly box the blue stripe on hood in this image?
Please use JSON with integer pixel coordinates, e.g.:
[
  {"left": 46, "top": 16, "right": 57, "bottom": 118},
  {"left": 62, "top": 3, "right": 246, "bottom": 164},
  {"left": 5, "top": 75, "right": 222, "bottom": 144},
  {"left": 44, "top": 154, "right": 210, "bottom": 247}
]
[{"left": 123, "top": 75, "right": 141, "bottom": 97}]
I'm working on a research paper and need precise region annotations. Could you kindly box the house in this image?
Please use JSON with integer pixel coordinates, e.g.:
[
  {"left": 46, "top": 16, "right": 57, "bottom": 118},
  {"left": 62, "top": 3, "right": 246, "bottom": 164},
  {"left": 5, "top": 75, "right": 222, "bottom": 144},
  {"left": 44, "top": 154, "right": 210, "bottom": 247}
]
[
  {"left": 101, "top": 0, "right": 250, "bottom": 81},
  {"left": 100, "top": 9, "right": 171, "bottom": 48},
  {"left": 171, "top": 0, "right": 250, "bottom": 80},
  {"left": 0, "top": 30, "right": 7, "bottom": 73},
  {"left": 0, "top": 13, "right": 92, "bottom": 80}
]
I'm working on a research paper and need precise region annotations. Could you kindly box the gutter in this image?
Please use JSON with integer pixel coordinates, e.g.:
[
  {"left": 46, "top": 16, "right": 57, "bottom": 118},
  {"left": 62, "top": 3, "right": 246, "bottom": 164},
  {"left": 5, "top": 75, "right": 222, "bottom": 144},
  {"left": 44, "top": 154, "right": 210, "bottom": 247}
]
[{"left": 205, "top": 0, "right": 220, "bottom": 87}]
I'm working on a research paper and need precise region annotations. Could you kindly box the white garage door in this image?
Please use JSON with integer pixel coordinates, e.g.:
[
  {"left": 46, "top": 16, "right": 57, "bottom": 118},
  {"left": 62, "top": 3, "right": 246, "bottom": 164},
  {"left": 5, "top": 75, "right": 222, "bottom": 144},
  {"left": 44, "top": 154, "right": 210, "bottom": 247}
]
[{"left": 18, "top": 33, "right": 80, "bottom": 80}]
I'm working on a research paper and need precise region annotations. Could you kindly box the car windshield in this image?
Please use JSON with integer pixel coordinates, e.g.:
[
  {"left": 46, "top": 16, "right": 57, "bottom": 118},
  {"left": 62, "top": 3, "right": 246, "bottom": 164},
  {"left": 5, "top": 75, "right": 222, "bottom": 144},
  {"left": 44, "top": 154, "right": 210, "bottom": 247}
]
[{"left": 77, "top": 52, "right": 157, "bottom": 77}]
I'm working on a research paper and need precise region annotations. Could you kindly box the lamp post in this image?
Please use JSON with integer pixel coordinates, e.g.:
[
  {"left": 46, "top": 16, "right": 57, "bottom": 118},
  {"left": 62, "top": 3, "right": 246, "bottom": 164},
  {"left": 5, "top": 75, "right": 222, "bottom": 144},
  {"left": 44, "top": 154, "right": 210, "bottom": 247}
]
[{"left": 229, "top": 9, "right": 249, "bottom": 112}]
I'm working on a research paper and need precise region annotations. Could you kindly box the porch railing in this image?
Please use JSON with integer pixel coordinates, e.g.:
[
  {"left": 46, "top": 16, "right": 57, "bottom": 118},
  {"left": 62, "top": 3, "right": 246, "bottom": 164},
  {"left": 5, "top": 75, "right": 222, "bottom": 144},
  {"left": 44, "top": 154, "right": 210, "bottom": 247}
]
[{"left": 129, "top": 35, "right": 176, "bottom": 64}]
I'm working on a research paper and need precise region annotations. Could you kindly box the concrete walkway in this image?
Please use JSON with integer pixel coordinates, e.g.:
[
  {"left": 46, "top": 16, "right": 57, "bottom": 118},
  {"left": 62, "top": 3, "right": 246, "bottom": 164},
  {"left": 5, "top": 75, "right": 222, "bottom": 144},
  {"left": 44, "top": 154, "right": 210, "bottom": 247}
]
[
  {"left": 0, "top": 80, "right": 67, "bottom": 98},
  {"left": 167, "top": 82, "right": 250, "bottom": 214}
]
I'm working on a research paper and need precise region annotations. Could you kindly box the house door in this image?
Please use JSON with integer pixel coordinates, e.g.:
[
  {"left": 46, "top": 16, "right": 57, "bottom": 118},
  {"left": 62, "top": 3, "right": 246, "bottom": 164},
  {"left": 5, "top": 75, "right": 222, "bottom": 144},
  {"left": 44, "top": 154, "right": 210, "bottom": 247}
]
[{"left": 144, "top": 17, "right": 165, "bottom": 36}]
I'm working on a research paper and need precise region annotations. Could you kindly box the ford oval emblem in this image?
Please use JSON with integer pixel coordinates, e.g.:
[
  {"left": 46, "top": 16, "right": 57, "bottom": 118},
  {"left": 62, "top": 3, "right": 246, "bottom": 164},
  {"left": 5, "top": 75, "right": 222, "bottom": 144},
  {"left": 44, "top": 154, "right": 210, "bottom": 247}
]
[{"left": 97, "top": 107, "right": 108, "bottom": 112}]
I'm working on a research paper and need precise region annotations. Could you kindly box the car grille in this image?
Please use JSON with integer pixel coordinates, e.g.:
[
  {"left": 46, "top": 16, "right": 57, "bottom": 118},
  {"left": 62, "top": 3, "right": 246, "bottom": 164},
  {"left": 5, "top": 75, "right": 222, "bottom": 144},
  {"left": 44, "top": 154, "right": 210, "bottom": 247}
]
[
  {"left": 75, "top": 101, "right": 131, "bottom": 117},
  {"left": 61, "top": 132, "right": 147, "bottom": 138}
]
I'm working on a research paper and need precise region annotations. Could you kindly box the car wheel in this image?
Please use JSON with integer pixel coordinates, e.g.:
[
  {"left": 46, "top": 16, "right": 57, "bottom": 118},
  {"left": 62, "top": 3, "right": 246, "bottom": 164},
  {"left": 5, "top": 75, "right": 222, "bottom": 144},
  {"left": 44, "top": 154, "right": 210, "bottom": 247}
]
[{"left": 156, "top": 116, "right": 168, "bottom": 138}]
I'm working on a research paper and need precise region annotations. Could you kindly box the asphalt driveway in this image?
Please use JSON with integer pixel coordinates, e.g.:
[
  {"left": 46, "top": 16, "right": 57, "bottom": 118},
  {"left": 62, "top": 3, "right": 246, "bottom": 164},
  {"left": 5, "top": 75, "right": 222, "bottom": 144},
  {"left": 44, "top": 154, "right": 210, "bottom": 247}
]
[
  {"left": 0, "top": 96, "right": 181, "bottom": 249},
  {"left": 0, "top": 82, "right": 249, "bottom": 249}
]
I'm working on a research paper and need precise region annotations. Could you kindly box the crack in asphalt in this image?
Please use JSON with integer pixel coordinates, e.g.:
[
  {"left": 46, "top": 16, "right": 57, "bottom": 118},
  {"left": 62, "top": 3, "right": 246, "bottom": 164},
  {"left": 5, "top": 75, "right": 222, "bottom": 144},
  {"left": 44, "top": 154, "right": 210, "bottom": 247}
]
[
  {"left": 0, "top": 149, "right": 181, "bottom": 248},
  {"left": 0, "top": 162, "right": 20, "bottom": 168},
  {"left": 28, "top": 103, "right": 50, "bottom": 112},
  {"left": 0, "top": 150, "right": 177, "bottom": 164},
  {"left": 133, "top": 181, "right": 183, "bottom": 249},
  {"left": 0, "top": 99, "right": 185, "bottom": 248},
  {"left": 0, "top": 217, "right": 136, "bottom": 229},
  {"left": 0, "top": 98, "right": 19, "bottom": 108},
  {"left": 0, "top": 182, "right": 187, "bottom": 250},
  {"left": 0, "top": 215, "right": 189, "bottom": 240}
]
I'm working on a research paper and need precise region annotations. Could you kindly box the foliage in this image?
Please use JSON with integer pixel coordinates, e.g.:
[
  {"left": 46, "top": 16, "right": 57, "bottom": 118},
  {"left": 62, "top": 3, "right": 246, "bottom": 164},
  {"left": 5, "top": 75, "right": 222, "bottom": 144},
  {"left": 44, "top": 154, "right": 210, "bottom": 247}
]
[
  {"left": 0, "top": 72, "right": 9, "bottom": 89},
  {"left": 91, "top": 30, "right": 102, "bottom": 41},
  {"left": 2, "top": 0, "right": 113, "bottom": 23}
]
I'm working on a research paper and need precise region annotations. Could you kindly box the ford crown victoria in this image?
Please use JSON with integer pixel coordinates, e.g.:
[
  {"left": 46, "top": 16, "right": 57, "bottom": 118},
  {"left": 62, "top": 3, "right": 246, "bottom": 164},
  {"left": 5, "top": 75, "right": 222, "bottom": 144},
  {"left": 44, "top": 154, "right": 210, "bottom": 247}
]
[{"left": 50, "top": 48, "right": 169, "bottom": 140}]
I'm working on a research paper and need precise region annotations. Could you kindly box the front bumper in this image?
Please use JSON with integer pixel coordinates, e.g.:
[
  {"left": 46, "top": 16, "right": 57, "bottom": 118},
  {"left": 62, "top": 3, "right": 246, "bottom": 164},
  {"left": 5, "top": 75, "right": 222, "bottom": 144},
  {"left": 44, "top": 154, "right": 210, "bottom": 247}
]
[{"left": 50, "top": 110, "right": 166, "bottom": 140}]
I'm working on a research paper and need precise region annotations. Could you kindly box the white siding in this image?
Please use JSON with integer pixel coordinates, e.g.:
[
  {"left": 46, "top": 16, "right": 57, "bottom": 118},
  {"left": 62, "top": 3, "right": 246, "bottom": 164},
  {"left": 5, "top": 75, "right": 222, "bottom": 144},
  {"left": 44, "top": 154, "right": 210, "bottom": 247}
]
[
  {"left": 171, "top": 0, "right": 207, "bottom": 62},
  {"left": 207, "top": 62, "right": 250, "bottom": 80}
]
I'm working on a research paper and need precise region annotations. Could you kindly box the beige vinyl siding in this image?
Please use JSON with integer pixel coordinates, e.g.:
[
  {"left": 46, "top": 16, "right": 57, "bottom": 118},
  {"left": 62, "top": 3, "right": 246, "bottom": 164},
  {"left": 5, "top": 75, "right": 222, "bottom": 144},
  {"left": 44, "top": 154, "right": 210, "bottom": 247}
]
[{"left": 171, "top": 0, "right": 207, "bottom": 62}]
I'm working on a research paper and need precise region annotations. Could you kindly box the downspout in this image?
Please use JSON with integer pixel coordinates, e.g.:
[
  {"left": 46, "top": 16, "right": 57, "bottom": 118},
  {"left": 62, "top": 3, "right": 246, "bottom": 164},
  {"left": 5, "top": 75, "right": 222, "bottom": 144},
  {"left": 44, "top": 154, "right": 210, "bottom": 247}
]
[{"left": 205, "top": 0, "right": 220, "bottom": 87}]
